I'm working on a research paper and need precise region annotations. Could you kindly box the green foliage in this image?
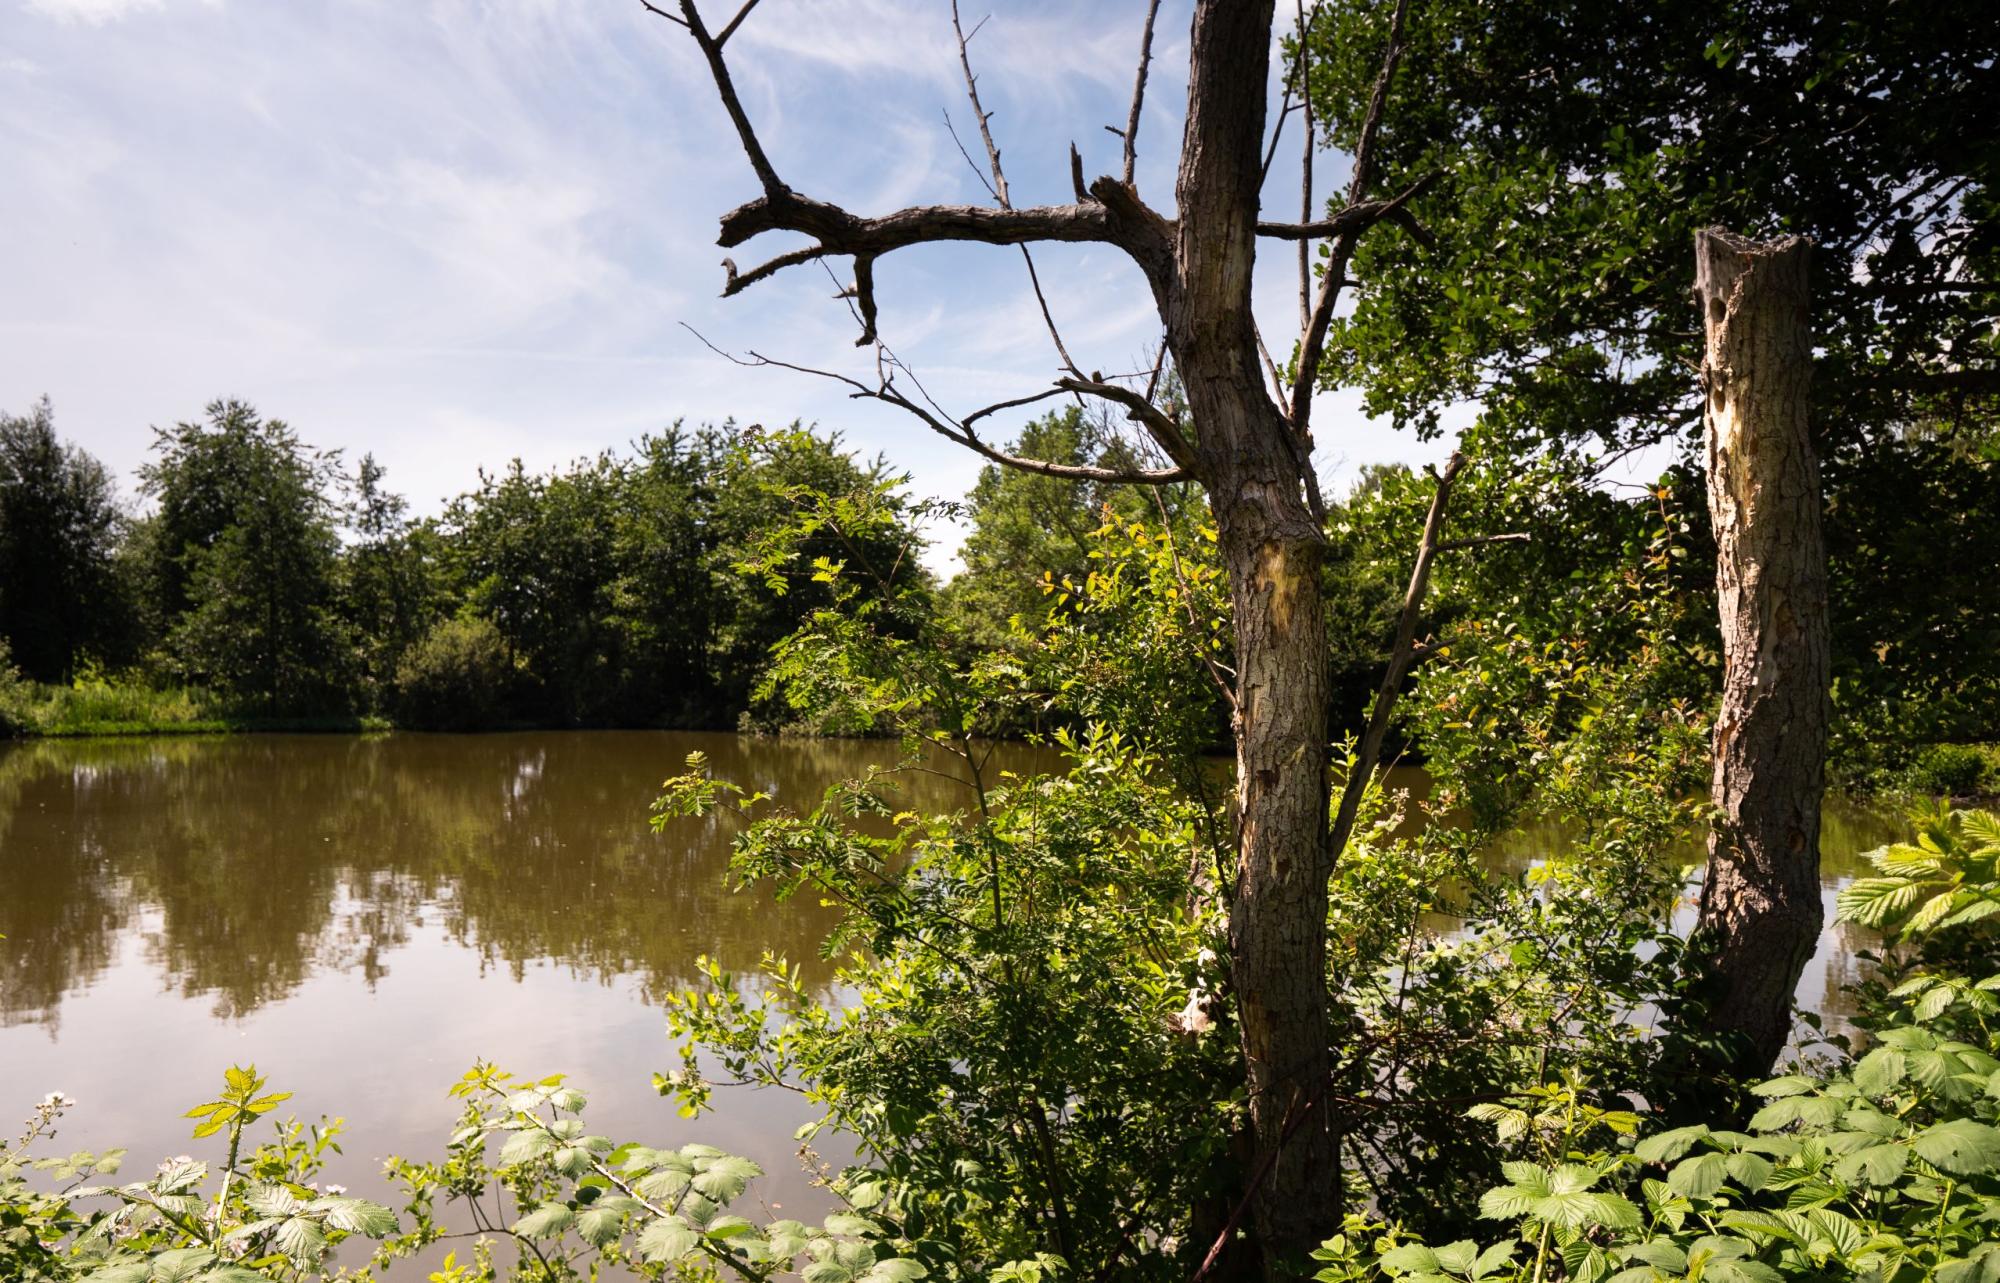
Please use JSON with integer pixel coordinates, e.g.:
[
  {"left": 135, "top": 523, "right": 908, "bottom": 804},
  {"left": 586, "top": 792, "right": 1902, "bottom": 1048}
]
[
  {"left": 375, "top": 1062, "right": 930, "bottom": 1283},
  {"left": 0, "top": 639, "right": 29, "bottom": 738},
  {"left": 650, "top": 470, "right": 1240, "bottom": 1277},
  {"left": 1, "top": 1069, "right": 392, "bottom": 1283},
  {"left": 390, "top": 615, "right": 517, "bottom": 732},
  {"left": 1894, "top": 745, "right": 2000, "bottom": 803},
  {"left": 1839, "top": 806, "right": 2000, "bottom": 939},
  {"left": 942, "top": 407, "right": 1193, "bottom": 653},
  {"left": 652, "top": 724, "right": 1235, "bottom": 1279},
  {"left": 1319, "top": 809, "right": 2000, "bottom": 1283},
  {"left": 0, "top": 399, "right": 128, "bottom": 684},
  {"left": 139, "top": 401, "right": 354, "bottom": 717},
  {"left": 1301, "top": 0, "right": 2000, "bottom": 758}
]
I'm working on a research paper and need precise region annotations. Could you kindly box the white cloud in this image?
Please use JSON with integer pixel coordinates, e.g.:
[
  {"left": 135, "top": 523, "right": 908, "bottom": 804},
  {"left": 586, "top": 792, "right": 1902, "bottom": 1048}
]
[
  {"left": 0, "top": 0, "right": 1435, "bottom": 578},
  {"left": 21, "top": 0, "right": 214, "bottom": 25}
]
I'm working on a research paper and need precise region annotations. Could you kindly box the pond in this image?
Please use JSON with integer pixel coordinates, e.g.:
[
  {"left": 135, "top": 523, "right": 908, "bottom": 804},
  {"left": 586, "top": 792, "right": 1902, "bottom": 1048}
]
[{"left": 0, "top": 731, "right": 1910, "bottom": 1268}]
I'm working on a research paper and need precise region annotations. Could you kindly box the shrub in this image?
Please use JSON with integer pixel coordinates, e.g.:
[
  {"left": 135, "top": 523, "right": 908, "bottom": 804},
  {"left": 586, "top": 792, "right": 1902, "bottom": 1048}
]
[
  {"left": 1316, "top": 808, "right": 2000, "bottom": 1283},
  {"left": 391, "top": 615, "right": 515, "bottom": 731},
  {"left": 0, "top": 640, "right": 27, "bottom": 737},
  {"left": 1906, "top": 743, "right": 1999, "bottom": 800}
]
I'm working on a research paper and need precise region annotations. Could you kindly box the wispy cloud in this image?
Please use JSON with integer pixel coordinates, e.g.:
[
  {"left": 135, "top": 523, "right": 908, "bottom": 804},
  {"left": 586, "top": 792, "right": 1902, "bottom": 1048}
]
[{"left": 0, "top": 0, "right": 1431, "bottom": 568}]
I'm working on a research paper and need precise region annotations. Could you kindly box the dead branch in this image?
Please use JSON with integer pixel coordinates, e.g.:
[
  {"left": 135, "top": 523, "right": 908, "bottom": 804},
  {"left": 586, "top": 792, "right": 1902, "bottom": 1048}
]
[
  {"left": 1288, "top": 0, "right": 1415, "bottom": 437},
  {"left": 1120, "top": 0, "right": 1164, "bottom": 187},
  {"left": 1326, "top": 449, "right": 1463, "bottom": 870},
  {"left": 948, "top": 1, "right": 1083, "bottom": 378},
  {"left": 950, "top": 1, "right": 1010, "bottom": 209},
  {"left": 680, "top": 325, "right": 1187, "bottom": 485},
  {"left": 675, "top": 0, "right": 1172, "bottom": 348},
  {"left": 1056, "top": 375, "right": 1198, "bottom": 473},
  {"left": 1257, "top": 175, "right": 1436, "bottom": 241},
  {"left": 1297, "top": 0, "right": 1315, "bottom": 335}
]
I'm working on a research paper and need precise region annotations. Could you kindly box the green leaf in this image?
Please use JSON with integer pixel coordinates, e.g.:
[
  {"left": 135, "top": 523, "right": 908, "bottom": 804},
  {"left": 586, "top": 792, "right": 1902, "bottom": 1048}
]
[
  {"left": 1634, "top": 1125, "right": 1710, "bottom": 1163},
  {"left": 637, "top": 1215, "right": 701, "bottom": 1262},
  {"left": 1910, "top": 1119, "right": 2000, "bottom": 1174},
  {"left": 511, "top": 1204, "right": 576, "bottom": 1239},
  {"left": 1380, "top": 1245, "right": 1443, "bottom": 1275},
  {"left": 274, "top": 1216, "right": 327, "bottom": 1261},
  {"left": 577, "top": 1206, "right": 627, "bottom": 1247},
  {"left": 1749, "top": 1076, "right": 1818, "bottom": 1099},
  {"left": 1621, "top": 1242, "right": 1687, "bottom": 1272},
  {"left": 691, "top": 1154, "right": 763, "bottom": 1203},
  {"left": 1725, "top": 1153, "right": 1773, "bottom": 1191},
  {"left": 498, "top": 1128, "right": 557, "bottom": 1166},
  {"left": 1667, "top": 1152, "right": 1728, "bottom": 1200},
  {"left": 1803, "top": 1208, "right": 1865, "bottom": 1257},
  {"left": 1853, "top": 1047, "right": 1908, "bottom": 1096},
  {"left": 150, "top": 1249, "right": 219, "bottom": 1283},
  {"left": 309, "top": 1196, "right": 397, "bottom": 1237},
  {"left": 1432, "top": 1242, "right": 1479, "bottom": 1275},
  {"left": 1831, "top": 1142, "right": 1908, "bottom": 1185},
  {"left": 1473, "top": 1242, "right": 1518, "bottom": 1278},
  {"left": 862, "top": 1260, "right": 928, "bottom": 1283},
  {"left": 823, "top": 1211, "right": 884, "bottom": 1238}
]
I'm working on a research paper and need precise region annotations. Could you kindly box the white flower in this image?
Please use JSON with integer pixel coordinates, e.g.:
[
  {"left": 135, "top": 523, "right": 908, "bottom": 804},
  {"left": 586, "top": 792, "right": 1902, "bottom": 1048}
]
[
  {"left": 39, "top": 1091, "right": 76, "bottom": 1110},
  {"left": 323, "top": 1184, "right": 347, "bottom": 1195}
]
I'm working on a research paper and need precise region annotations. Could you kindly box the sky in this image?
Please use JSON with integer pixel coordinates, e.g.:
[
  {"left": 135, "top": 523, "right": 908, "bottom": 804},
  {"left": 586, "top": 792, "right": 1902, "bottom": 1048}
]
[{"left": 0, "top": 0, "right": 1453, "bottom": 569}]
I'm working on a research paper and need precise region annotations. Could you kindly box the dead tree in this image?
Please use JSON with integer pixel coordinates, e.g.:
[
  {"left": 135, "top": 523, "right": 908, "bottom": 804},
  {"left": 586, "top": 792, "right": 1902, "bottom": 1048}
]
[
  {"left": 649, "top": 0, "right": 1432, "bottom": 1268},
  {"left": 1691, "top": 228, "right": 1829, "bottom": 1078}
]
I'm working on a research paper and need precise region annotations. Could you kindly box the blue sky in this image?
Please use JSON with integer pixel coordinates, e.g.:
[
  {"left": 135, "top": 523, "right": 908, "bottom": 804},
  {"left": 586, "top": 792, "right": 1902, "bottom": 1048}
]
[{"left": 0, "top": 0, "right": 1450, "bottom": 567}]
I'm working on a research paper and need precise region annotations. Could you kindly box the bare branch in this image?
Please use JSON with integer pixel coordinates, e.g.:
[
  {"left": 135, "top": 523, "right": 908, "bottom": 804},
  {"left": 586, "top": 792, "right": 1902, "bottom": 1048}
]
[
  {"left": 1288, "top": 0, "right": 1415, "bottom": 436},
  {"left": 1327, "top": 449, "right": 1464, "bottom": 870},
  {"left": 1297, "top": 0, "right": 1314, "bottom": 334},
  {"left": 636, "top": 1, "right": 688, "bottom": 28},
  {"left": 680, "top": 325, "right": 1188, "bottom": 485},
  {"left": 1121, "top": 0, "right": 1163, "bottom": 187},
  {"left": 947, "top": 2, "right": 1083, "bottom": 377},
  {"left": 1020, "top": 248, "right": 1082, "bottom": 376},
  {"left": 950, "top": 1, "right": 1010, "bottom": 209},
  {"left": 676, "top": 0, "right": 1163, "bottom": 345},
  {"left": 1258, "top": 173, "right": 1436, "bottom": 241},
  {"left": 1437, "top": 532, "right": 1529, "bottom": 552},
  {"left": 721, "top": 244, "right": 827, "bottom": 295},
  {"left": 961, "top": 386, "right": 1075, "bottom": 430},
  {"left": 678, "top": 0, "right": 784, "bottom": 195},
  {"left": 714, "top": 0, "right": 762, "bottom": 46},
  {"left": 1056, "top": 375, "right": 1198, "bottom": 473}
]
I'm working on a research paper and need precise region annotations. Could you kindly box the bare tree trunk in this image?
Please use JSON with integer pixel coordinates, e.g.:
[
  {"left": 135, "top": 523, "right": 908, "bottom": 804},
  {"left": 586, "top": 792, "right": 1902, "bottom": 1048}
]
[
  {"left": 1165, "top": 3, "right": 1339, "bottom": 1271},
  {"left": 669, "top": 0, "right": 1438, "bottom": 1266},
  {"left": 1691, "top": 228, "right": 1828, "bottom": 1078}
]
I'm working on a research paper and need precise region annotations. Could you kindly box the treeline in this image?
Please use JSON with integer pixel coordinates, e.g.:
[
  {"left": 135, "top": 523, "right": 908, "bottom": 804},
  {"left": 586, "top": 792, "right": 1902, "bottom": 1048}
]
[
  {"left": 3, "top": 393, "right": 1996, "bottom": 779},
  {"left": 0, "top": 397, "right": 919, "bottom": 731}
]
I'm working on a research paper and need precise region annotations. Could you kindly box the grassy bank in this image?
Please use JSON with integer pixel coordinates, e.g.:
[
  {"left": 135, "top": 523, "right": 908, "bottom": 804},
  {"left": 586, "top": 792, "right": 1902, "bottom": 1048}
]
[{"left": 0, "top": 675, "right": 390, "bottom": 739}]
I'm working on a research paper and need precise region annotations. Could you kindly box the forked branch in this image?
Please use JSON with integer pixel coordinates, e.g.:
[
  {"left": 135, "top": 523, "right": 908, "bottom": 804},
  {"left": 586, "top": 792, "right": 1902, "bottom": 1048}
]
[{"left": 668, "top": 0, "right": 1171, "bottom": 348}]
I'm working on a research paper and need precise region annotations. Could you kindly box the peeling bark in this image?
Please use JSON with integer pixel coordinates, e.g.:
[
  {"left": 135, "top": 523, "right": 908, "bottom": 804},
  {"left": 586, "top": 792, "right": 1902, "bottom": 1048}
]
[{"left": 1692, "top": 228, "right": 1829, "bottom": 1077}]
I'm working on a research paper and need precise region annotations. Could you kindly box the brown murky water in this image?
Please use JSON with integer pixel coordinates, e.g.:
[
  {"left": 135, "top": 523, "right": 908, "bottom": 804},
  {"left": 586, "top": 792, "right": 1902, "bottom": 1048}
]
[{"left": 0, "top": 731, "right": 1908, "bottom": 1270}]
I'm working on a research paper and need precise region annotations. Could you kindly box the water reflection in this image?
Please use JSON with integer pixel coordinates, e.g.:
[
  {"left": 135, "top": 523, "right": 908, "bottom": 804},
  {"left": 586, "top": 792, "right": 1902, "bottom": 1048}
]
[
  {"left": 0, "top": 733, "right": 1054, "bottom": 1029},
  {"left": 0, "top": 731, "right": 1915, "bottom": 1264}
]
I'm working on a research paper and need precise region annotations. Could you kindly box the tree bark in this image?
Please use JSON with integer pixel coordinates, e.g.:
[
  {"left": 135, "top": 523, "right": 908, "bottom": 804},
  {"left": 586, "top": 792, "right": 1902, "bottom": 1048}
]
[
  {"left": 1691, "top": 228, "right": 1828, "bottom": 1078},
  {"left": 1167, "top": 2, "right": 1338, "bottom": 1271}
]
